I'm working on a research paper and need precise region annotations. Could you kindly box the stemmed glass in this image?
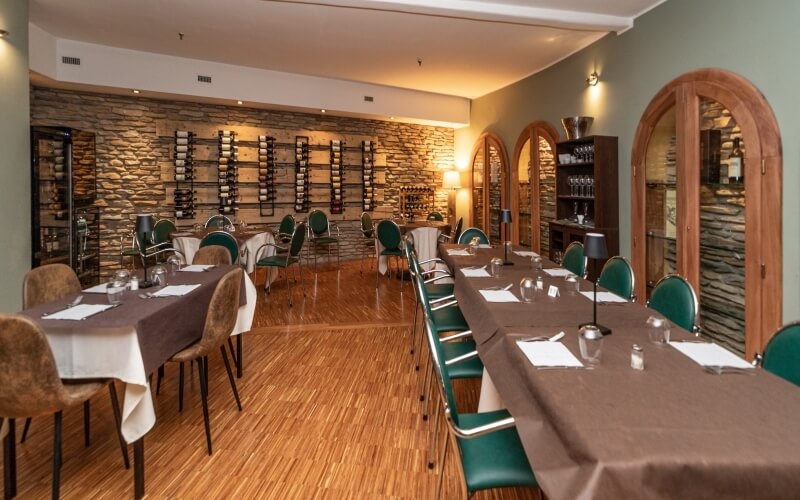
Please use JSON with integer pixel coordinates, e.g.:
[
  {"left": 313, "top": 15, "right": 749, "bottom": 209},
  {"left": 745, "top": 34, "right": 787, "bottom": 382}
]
[
  {"left": 579, "top": 176, "right": 587, "bottom": 197},
  {"left": 588, "top": 176, "right": 595, "bottom": 198},
  {"left": 567, "top": 176, "right": 575, "bottom": 196},
  {"left": 553, "top": 250, "right": 563, "bottom": 265}
]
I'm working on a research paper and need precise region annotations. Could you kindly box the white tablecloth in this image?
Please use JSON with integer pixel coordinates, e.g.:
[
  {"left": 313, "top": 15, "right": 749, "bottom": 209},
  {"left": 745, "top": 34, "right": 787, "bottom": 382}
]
[
  {"left": 34, "top": 273, "right": 257, "bottom": 444},
  {"left": 173, "top": 232, "right": 272, "bottom": 274},
  {"left": 378, "top": 226, "right": 446, "bottom": 275}
]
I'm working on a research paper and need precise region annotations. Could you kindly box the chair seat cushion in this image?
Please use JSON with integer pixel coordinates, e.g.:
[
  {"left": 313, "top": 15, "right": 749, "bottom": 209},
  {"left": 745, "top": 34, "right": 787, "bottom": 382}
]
[
  {"left": 313, "top": 237, "right": 339, "bottom": 245},
  {"left": 170, "top": 342, "right": 205, "bottom": 363},
  {"left": 458, "top": 409, "right": 538, "bottom": 493},
  {"left": 441, "top": 341, "right": 483, "bottom": 379},
  {"left": 425, "top": 283, "right": 454, "bottom": 299},
  {"left": 431, "top": 306, "right": 469, "bottom": 332},
  {"left": 257, "top": 256, "right": 298, "bottom": 267}
]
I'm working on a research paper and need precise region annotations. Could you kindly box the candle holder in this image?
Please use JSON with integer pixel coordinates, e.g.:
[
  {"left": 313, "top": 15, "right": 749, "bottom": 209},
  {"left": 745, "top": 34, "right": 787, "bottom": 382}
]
[
  {"left": 136, "top": 214, "right": 154, "bottom": 289},
  {"left": 500, "top": 208, "right": 514, "bottom": 265}
]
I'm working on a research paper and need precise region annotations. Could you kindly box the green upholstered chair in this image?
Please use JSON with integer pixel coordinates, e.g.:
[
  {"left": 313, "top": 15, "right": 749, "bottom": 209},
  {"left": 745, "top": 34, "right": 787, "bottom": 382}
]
[
  {"left": 359, "top": 212, "right": 376, "bottom": 274},
  {"left": 647, "top": 274, "right": 700, "bottom": 334},
  {"left": 597, "top": 256, "right": 635, "bottom": 300},
  {"left": 757, "top": 322, "right": 800, "bottom": 386},
  {"left": 427, "top": 211, "right": 444, "bottom": 221},
  {"left": 421, "top": 315, "right": 539, "bottom": 499},
  {"left": 457, "top": 227, "right": 489, "bottom": 245},
  {"left": 562, "top": 241, "right": 586, "bottom": 278},
  {"left": 307, "top": 210, "right": 340, "bottom": 270},
  {"left": 205, "top": 214, "right": 232, "bottom": 228},
  {"left": 144, "top": 219, "right": 184, "bottom": 262},
  {"left": 273, "top": 214, "right": 295, "bottom": 251},
  {"left": 199, "top": 231, "right": 240, "bottom": 266},
  {"left": 254, "top": 222, "right": 306, "bottom": 306},
  {"left": 375, "top": 219, "right": 404, "bottom": 289}
]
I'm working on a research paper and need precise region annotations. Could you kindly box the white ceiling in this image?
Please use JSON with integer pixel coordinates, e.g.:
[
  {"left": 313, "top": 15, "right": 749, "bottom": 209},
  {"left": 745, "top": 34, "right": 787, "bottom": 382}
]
[{"left": 29, "top": 0, "right": 665, "bottom": 99}]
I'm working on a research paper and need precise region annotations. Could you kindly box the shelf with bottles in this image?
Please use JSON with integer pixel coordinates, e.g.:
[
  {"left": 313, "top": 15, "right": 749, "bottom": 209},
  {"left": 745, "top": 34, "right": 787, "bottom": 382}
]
[
  {"left": 173, "top": 130, "right": 196, "bottom": 219},
  {"left": 329, "top": 139, "right": 344, "bottom": 214},
  {"left": 218, "top": 130, "right": 239, "bottom": 216},
  {"left": 362, "top": 140, "right": 375, "bottom": 212},
  {"left": 258, "top": 135, "right": 276, "bottom": 216},
  {"left": 399, "top": 185, "right": 435, "bottom": 220},
  {"left": 294, "top": 136, "right": 310, "bottom": 213}
]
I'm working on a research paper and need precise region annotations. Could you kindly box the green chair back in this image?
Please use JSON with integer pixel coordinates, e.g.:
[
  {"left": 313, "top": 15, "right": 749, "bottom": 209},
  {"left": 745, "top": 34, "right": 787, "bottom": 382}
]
[
  {"left": 289, "top": 222, "right": 307, "bottom": 257},
  {"left": 205, "top": 215, "right": 232, "bottom": 228},
  {"left": 457, "top": 227, "right": 489, "bottom": 245},
  {"left": 308, "top": 210, "right": 329, "bottom": 236},
  {"left": 420, "top": 304, "right": 461, "bottom": 427},
  {"left": 360, "top": 212, "right": 374, "bottom": 238},
  {"left": 647, "top": 274, "right": 698, "bottom": 333},
  {"left": 427, "top": 211, "right": 444, "bottom": 221},
  {"left": 597, "top": 256, "right": 635, "bottom": 300},
  {"left": 277, "top": 214, "right": 295, "bottom": 243},
  {"left": 562, "top": 242, "right": 586, "bottom": 277},
  {"left": 199, "top": 231, "right": 239, "bottom": 264},
  {"left": 376, "top": 220, "right": 402, "bottom": 251},
  {"left": 152, "top": 219, "right": 177, "bottom": 245},
  {"left": 762, "top": 322, "right": 800, "bottom": 386}
]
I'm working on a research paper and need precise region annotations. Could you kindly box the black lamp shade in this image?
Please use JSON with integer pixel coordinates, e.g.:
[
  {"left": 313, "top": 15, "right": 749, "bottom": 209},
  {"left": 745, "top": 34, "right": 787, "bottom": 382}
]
[
  {"left": 500, "top": 209, "right": 513, "bottom": 224},
  {"left": 584, "top": 232, "right": 608, "bottom": 259},
  {"left": 136, "top": 214, "right": 154, "bottom": 234}
]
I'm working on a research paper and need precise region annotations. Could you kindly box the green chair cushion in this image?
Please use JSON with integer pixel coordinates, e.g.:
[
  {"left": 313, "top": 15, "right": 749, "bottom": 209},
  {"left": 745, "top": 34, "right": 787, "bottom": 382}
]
[
  {"left": 431, "top": 306, "right": 469, "bottom": 333},
  {"left": 648, "top": 275, "right": 697, "bottom": 332},
  {"left": 457, "top": 228, "right": 489, "bottom": 245},
  {"left": 458, "top": 409, "right": 538, "bottom": 493},
  {"left": 763, "top": 323, "right": 800, "bottom": 386},
  {"left": 597, "top": 257, "right": 634, "bottom": 300},
  {"left": 256, "top": 255, "right": 298, "bottom": 268},
  {"left": 313, "top": 237, "right": 339, "bottom": 245},
  {"left": 441, "top": 341, "right": 483, "bottom": 379},
  {"left": 425, "top": 283, "right": 454, "bottom": 300},
  {"left": 562, "top": 243, "right": 585, "bottom": 277}
]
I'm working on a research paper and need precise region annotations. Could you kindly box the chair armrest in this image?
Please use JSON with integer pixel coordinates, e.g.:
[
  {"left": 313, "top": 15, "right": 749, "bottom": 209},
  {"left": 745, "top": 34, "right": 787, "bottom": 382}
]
[
  {"left": 429, "top": 294, "right": 456, "bottom": 304},
  {"left": 445, "top": 409, "right": 516, "bottom": 439},
  {"left": 419, "top": 257, "right": 447, "bottom": 265},
  {"left": 424, "top": 274, "right": 453, "bottom": 284},
  {"left": 439, "top": 330, "right": 472, "bottom": 342},
  {"left": 445, "top": 349, "right": 479, "bottom": 366},
  {"left": 254, "top": 242, "right": 283, "bottom": 262},
  {"left": 438, "top": 234, "right": 453, "bottom": 243},
  {"left": 431, "top": 300, "right": 458, "bottom": 311}
]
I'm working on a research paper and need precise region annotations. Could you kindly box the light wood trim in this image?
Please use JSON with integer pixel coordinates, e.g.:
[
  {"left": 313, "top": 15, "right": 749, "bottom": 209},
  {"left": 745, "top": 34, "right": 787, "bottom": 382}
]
[
  {"left": 510, "top": 121, "right": 560, "bottom": 249},
  {"left": 469, "top": 132, "right": 510, "bottom": 240},
  {"left": 631, "top": 68, "right": 783, "bottom": 359}
]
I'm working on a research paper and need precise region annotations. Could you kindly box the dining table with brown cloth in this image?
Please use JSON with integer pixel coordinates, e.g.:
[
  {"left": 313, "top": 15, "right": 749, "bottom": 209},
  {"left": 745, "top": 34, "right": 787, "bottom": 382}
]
[
  {"left": 438, "top": 243, "right": 800, "bottom": 499},
  {"left": 19, "top": 265, "right": 251, "bottom": 499}
]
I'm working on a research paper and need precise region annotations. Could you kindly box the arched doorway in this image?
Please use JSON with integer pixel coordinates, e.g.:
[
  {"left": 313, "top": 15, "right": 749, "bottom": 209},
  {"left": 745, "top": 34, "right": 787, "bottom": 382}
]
[{"left": 470, "top": 133, "right": 509, "bottom": 243}]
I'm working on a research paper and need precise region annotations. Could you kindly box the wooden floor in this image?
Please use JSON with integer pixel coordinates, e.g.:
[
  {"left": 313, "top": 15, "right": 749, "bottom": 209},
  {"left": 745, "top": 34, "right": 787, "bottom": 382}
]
[{"left": 2, "top": 259, "right": 539, "bottom": 499}]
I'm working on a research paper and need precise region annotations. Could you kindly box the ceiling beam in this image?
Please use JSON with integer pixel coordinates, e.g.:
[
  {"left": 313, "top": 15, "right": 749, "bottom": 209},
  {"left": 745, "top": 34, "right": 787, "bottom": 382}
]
[{"left": 272, "top": 0, "right": 633, "bottom": 33}]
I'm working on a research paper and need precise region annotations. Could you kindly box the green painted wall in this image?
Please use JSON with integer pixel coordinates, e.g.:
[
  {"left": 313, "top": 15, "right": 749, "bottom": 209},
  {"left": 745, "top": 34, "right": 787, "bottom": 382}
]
[
  {"left": 457, "top": 0, "right": 800, "bottom": 320},
  {"left": 0, "top": 0, "right": 30, "bottom": 311}
]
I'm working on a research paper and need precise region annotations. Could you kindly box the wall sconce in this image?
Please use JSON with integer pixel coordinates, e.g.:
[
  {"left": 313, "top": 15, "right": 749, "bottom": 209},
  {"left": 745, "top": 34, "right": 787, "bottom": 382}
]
[
  {"left": 586, "top": 71, "right": 599, "bottom": 86},
  {"left": 0, "top": 30, "right": 9, "bottom": 39}
]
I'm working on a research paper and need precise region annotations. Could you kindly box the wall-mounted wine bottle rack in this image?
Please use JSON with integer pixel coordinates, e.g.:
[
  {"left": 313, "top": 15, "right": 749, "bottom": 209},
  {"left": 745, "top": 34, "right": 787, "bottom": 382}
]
[
  {"left": 330, "top": 139, "right": 344, "bottom": 214},
  {"left": 218, "top": 130, "right": 238, "bottom": 216},
  {"left": 362, "top": 140, "right": 375, "bottom": 212},
  {"left": 258, "top": 135, "right": 276, "bottom": 216},
  {"left": 174, "top": 130, "right": 196, "bottom": 219},
  {"left": 294, "top": 136, "right": 310, "bottom": 213}
]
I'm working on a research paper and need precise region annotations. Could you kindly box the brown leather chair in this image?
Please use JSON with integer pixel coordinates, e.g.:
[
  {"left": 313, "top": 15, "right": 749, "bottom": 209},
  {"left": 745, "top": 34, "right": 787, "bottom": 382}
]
[
  {"left": 20, "top": 264, "right": 129, "bottom": 469},
  {"left": 0, "top": 314, "right": 112, "bottom": 498},
  {"left": 169, "top": 267, "right": 243, "bottom": 455},
  {"left": 192, "top": 245, "right": 232, "bottom": 266}
]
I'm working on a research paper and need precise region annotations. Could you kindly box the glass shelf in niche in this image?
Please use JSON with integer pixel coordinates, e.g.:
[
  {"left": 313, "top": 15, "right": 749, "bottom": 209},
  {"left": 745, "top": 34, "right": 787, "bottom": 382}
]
[{"left": 557, "top": 161, "right": 593, "bottom": 168}]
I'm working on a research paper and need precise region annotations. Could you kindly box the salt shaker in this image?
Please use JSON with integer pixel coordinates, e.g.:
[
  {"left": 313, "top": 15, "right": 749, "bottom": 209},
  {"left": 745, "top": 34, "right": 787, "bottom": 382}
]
[
  {"left": 631, "top": 344, "right": 645, "bottom": 370},
  {"left": 130, "top": 276, "right": 139, "bottom": 291}
]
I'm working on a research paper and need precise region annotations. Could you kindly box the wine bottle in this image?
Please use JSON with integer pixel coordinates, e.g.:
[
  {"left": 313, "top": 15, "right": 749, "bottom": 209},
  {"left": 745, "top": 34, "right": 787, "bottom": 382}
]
[{"left": 728, "top": 138, "right": 744, "bottom": 184}]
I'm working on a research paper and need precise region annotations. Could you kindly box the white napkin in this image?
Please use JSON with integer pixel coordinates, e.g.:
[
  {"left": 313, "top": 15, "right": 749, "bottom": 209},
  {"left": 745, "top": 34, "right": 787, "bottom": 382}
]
[
  {"left": 179, "top": 265, "right": 215, "bottom": 272},
  {"left": 669, "top": 342, "right": 753, "bottom": 369},
  {"left": 479, "top": 290, "right": 520, "bottom": 302},
  {"left": 579, "top": 291, "right": 628, "bottom": 303},
  {"left": 150, "top": 284, "right": 201, "bottom": 297},
  {"left": 83, "top": 282, "right": 109, "bottom": 293},
  {"left": 517, "top": 341, "right": 584, "bottom": 368},
  {"left": 544, "top": 268, "right": 573, "bottom": 277},
  {"left": 514, "top": 251, "right": 539, "bottom": 257},
  {"left": 461, "top": 268, "right": 491, "bottom": 277},
  {"left": 43, "top": 304, "right": 115, "bottom": 321},
  {"left": 477, "top": 244, "right": 493, "bottom": 249},
  {"left": 447, "top": 248, "right": 471, "bottom": 256}
]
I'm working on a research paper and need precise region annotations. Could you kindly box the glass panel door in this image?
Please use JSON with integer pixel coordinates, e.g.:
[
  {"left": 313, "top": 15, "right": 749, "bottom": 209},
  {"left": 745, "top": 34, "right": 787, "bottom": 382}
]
[
  {"left": 538, "top": 135, "right": 556, "bottom": 255},
  {"left": 472, "top": 144, "right": 485, "bottom": 231},
  {"left": 487, "top": 144, "right": 503, "bottom": 242},
  {"left": 517, "top": 138, "right": 532, "bottom": 247}
]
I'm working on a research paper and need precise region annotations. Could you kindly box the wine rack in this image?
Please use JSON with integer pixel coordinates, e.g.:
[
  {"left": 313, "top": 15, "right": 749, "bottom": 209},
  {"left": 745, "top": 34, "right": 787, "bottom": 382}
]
[
  {"left": 173, "top": 130, "right": 196, "bottom": 219},
  {"left": 258, "top": 135, "right": 276, "bottom": 216},
  {"left": 218, "top": 130, "right": 239, "bottom": 216},
  {"left": 330, "top": 139, "right": 344, "bottom": 214},
  {"left": 362, "top": 140, "right": 375, "bottom": 211},
  {"left": 399, "top": 185, "right": 434, "bottom": 221},
  {"left": 294, "top": 136, "right": 310, "bottom": 212}
]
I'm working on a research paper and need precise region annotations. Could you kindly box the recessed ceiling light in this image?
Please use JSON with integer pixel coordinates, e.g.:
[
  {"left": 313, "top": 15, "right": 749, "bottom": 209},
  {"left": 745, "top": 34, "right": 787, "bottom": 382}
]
[
  {"left": 321, "top": 109, "right": 326, "bottom": 113},
  {"left": 132, "top": 89, "right": 140, "bottom": 94},
  {"left": 0, "top": 30, "right": 9, "bottom": 39},
  {"left": 237, "top": 100, "right": 243, "bottom": 105},
  {"left": 390, "top": 116, "right": 395, "bottom": 120}
]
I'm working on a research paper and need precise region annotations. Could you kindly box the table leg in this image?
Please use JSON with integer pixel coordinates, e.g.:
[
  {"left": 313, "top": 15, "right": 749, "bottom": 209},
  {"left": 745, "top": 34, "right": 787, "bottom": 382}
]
[
  {"left": 3, "top": 418, "right": 16, "bottom": 499},
  {"left": 134, "top": 438, "right": 144, "bottom": 499},
  {"left": 236, "top": 335, "right": 243, "bottom": 378}
]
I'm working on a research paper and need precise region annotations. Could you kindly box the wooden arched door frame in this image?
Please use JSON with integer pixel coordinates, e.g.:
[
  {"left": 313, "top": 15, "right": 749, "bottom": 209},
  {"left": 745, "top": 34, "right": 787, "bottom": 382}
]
[
  {"left": 631, "top": 68, "right": 782, "bottom": 358},
  {"left": 510, "top": 121, "right": 561, "bottom": 248},
  {"left": 469, "top": 133, "right": 510, "bottom": 239}
]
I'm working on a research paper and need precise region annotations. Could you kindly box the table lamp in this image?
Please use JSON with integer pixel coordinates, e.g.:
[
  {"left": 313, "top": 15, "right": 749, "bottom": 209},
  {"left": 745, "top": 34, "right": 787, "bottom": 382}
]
[
  {"left": 500, "top": 209, "right": 514, "bottom": 265},
  {"left": 136, "top": 214, "right": 154, "bottom": 288},
  {"left": 580, "top": 232, "right": 611, "bottom": 335}
]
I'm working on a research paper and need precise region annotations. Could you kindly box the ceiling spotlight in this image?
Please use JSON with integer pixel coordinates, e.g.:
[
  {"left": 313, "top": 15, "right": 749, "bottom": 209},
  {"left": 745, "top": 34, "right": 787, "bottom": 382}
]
[
  {"left": 132, "top": 89, "right": 141, "bottom": 94},
  {"left": 321, "top": 109, "right": 326, "bottom": 113},
  {"left": 237, "top": 100, "right": 243, "bottom": 105},
  {"left": 586, "top": 71, "right": 599, "bottom": 86},
  {"left": 417, "top": 57, "right": 422, "bottom": 67},
  {"left": 0, "top": 30, "right": 9, "bottom": 39},
  {"left": 390, "top": 116, "right": 395, "bottom": 120},
  {"left": 178, "top": 32, "right": 185, "bottom": 40}
]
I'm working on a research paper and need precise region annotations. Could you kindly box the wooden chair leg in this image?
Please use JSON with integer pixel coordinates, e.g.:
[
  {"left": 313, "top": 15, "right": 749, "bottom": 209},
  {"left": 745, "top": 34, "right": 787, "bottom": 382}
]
[
  {"left": 197, "top": 358, "right": 212, "bottom": 455},
  {"left": 83, "top": 400, "right": 91, "bottom": 448},
  {"left": 20, "top": 417, "right": 31, "bottom": 443},
  {"left": 220, "top": 346, "right": 242, "bottom": 411},
  {"left": 4, "top": 418, "right": 17, "bottom": 499},
  {"left": 236, "top": 335, "right": 243, "bottom": 378},
  {"left": 155, "top": 365, "right": 164, "bottom": 395},
  {"left": 53, "top": 411, "right": 63, "bottom": 500},
  {"left": 108, "top": 382, "right": 130, "bottom": 469}
]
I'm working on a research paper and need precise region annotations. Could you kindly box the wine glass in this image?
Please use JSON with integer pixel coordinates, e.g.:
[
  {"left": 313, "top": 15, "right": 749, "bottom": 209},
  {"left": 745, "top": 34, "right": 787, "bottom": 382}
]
[
  {"left": 588, "top": 176, "right": 595, "bottom": 198},
  {"left": 578, "top": 176, "right": 587, "bottom": 197},
  {"left": 553, "top": 250, "right": 563, "bottom": 265}
]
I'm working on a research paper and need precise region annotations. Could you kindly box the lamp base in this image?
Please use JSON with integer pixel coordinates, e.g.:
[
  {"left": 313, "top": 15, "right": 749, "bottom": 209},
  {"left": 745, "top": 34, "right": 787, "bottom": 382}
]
[
  {"left": 503, "top": 261, "right": 515, "bottom": 266},
  {"left": 579, "top": 322, "right": 612, "bottom": 336},
  {"left": 139, "top": 280, "right": 154, "bottom": 289}
]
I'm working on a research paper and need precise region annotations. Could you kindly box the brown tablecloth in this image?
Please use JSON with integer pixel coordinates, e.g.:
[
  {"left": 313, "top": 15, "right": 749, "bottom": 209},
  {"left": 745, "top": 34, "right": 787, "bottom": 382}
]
[{"left": 438, "top": 243, "right": 800, "bottom": 499}]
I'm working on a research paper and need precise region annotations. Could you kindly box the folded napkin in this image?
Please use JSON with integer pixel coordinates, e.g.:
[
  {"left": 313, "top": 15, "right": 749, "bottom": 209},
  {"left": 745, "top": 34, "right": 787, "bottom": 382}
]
[
  {"left": 179, "top": 265, "right": 215, "bottom": 272},
  {"left": 514, "top": 250, "right": 539, "bottom": 257},
  {"left": 43, "top": 304, "right": 116, "bottom": 321},
  {"left": 461, "top": 267, "right": 491, "bottom": 277},
  {"left": 83, "top": 282, "right": 109, "bottom": 294},
  {"left": 447, "top": 248, "right": 471, "bottom": 256},
  {"left": 479, "top": 290, "right": 520, "bottom": 302},
  {"left": 579, "top": 291, "right": 628, "bottom": 303},
  {"left": 669, "top": 341, "right": 753, "bottom": 369},
  {"left": 150, "top": 284, "right": 201, "bottom": 297},
  {"left": 477, "top": 244, "right": 492, "bottom": 249},
  {"left": 517, "top": 341, "right": 584, "bottom": 368},
  {"left": 544, "top": 268, "right": 573, "bottom": 277}
]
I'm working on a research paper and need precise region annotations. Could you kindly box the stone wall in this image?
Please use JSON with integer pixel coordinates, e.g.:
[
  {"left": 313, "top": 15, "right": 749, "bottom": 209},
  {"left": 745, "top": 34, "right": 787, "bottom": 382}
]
[{"left": 30, "top": 87, "right": 454, "bottom": 277}]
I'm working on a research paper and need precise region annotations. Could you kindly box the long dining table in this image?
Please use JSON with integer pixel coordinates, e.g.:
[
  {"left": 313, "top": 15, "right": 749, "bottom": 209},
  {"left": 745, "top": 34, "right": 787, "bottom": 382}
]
[
  {"left": 438, "top": 243, "right": 800, "bottom": 499},
  {"left": 16, "top": 265, "right": 255, "bottom": 499}
]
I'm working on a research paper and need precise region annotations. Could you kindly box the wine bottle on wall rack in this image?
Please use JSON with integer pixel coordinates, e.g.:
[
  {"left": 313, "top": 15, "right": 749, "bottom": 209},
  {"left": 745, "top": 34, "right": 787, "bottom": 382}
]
[{"left": 728, "top": 137, "right": 744, "bottom": 184}]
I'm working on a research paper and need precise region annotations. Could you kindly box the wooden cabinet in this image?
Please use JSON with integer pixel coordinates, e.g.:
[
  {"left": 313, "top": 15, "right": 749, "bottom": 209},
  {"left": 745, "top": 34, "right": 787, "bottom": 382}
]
[{"left": 548, "top": 135, "right": 618, "bottom": 279}]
